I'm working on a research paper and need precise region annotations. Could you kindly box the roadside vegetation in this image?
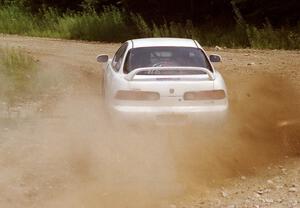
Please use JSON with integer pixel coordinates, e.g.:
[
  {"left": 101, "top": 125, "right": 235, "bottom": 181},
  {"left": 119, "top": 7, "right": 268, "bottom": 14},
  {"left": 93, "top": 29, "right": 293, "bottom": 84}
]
[
  {"left": 0, "top": 5, "right": 131, "bottom": 41},
  {"left": 0, "top": 4, "right": 299, "bottom": 49},
  {"left": 0, "top": 47, "right": 38, "bottom": 105}
]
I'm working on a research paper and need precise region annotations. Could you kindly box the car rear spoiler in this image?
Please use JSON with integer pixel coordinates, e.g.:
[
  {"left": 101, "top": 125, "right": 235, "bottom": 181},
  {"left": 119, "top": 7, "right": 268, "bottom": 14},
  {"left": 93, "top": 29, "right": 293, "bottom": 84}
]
[{"left": 125, "top": 67, "right": 215, "bottom": 81}]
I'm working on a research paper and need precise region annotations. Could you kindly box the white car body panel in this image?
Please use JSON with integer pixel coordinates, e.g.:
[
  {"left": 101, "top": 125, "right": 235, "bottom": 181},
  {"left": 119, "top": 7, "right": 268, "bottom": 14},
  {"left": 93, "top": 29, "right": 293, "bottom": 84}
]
[{"left": 98, "top": 38, "right": 228, "bottom": 123}]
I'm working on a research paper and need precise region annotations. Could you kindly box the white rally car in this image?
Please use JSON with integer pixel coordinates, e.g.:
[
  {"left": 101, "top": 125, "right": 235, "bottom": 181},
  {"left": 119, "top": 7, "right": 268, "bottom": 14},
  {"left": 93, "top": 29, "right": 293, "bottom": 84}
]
[{"left": 97, "top": 38, "right": 228, "bottom": 123}]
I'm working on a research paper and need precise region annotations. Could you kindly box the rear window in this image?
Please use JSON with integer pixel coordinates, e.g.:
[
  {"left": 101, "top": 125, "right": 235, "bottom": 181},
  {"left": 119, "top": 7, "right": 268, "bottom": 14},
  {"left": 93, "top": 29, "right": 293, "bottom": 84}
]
[{"left": 124, "top": 47, "right": 212, "bottom": 74}]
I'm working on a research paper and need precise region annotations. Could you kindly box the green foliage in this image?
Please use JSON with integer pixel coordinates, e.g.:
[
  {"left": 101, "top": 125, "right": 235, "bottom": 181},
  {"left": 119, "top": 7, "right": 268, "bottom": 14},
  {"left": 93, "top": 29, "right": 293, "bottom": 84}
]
[
  {"left": 0, "top": 4, "right": 299, "bottom": 49},
  {"left": 57, "top": 7, "right": 131, "bottom": 41},
  {"left": 132, "top": 17, "right": 300, "bottom": 49},
  {"left": 81, "top": 0, "right": 98, "bottom": 11},
  {"left": 0, "top": 5, "right": 36, "bottom": 34},
  {"left": 246, "top": 24, "right": 300, "bottom": 49},
  {"left": 130, "top": 13, "right": 152, "bottom": 37},
  {"left": 0, "top": 5, "right": 133, "bottom": 42},
  {"left": 1, "top": 0, "right": 299, "bottom": 28}
]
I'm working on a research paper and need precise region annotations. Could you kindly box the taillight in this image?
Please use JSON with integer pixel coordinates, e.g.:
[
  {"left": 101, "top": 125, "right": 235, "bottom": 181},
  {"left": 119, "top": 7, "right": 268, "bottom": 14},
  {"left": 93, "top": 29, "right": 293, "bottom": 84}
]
[
  {"left": 184, "top": 90, "right": 226, "bottom": 100},
  {"left": 115, "top": 90, "right": 160, "bottom": 101}
]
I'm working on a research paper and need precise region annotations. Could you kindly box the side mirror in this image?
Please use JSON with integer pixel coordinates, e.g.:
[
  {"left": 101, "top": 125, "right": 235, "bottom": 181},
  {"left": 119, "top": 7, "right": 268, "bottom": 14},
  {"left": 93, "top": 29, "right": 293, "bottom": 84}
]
[
  {"left": 96, "top": 54, "right": 109, "bottom": 63},
  {"left": 209, "top": 54, "right": 222, "bottom": 63}
]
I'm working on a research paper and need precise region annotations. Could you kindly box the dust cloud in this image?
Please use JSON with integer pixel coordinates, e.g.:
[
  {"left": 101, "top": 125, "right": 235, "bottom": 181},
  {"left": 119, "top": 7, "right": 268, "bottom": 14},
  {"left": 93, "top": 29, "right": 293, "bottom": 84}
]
[{"left": 0, "top": 70, "right": 299, "bottom": 208}]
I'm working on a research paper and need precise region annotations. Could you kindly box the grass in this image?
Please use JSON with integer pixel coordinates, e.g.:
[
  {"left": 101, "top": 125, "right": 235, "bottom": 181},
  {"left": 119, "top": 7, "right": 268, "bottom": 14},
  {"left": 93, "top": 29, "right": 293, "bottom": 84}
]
[
  {"left": 0, "top": 5, "right": 36, "bottom": 35},
  {"left": 0, "top": 4, "right": 299, "bottom": 49},
  {"left": 0, "top": 47, "right": 38, "bottom": 105},
  {"left": 246, "top": 24, "right": 300, "bottom": 49},
  {"left": 131, "top": 16, "right": 300, "bottom": 49},
  {"left": 0, "top": 5, "right": 133, "bottom": 42},
  {"left": 57, "top": 7, "right": 132, "bottom": 41}
]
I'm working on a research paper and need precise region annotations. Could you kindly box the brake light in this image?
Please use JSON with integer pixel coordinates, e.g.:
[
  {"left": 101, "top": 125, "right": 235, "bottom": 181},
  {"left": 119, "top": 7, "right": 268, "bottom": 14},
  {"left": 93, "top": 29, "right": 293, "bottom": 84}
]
[
  {"left": 115, "top": 90, "right": 160, "bottom": 101},
  {"left": 184, "top": 90, "right": 226, "bottom": 100}
]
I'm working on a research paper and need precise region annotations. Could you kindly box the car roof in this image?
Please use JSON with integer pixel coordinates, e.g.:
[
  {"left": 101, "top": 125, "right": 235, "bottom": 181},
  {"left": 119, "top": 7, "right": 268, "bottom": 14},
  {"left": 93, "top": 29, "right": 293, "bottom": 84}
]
[{"left": 131, "top": 38, "right": 200, "bottom": 48}]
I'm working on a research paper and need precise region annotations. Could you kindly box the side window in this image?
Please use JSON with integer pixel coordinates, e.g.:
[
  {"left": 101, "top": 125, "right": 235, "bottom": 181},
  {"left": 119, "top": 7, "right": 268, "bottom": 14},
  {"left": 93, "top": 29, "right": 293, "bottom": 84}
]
[{"left": 112, "top": 42, "right": 128, "bottom": 72}]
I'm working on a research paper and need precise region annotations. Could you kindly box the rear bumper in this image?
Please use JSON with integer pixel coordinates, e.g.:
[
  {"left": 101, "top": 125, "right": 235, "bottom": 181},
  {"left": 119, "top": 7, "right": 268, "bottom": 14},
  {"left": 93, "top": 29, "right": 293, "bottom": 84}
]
[
  {"left": 108, "top": 104, "right": 228, "bottom": 125},
  {"left": 114, "top": 105, "right": 227, "bottom": 113}
]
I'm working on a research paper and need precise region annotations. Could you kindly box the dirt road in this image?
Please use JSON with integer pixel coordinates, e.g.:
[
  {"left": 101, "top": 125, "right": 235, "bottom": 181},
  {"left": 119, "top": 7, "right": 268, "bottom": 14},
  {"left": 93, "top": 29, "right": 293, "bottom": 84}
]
[{"left": 0, "top": 35, "right": 299, "bottom": 208}]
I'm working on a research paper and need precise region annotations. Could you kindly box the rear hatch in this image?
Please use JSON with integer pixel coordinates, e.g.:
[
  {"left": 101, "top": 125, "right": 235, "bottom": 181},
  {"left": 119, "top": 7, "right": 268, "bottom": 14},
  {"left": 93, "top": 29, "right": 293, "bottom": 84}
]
[{"left": 111, "top": 67, "right": 227, "bottom": 114}]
